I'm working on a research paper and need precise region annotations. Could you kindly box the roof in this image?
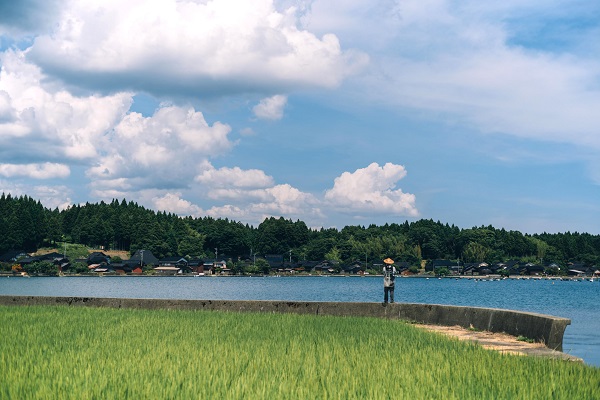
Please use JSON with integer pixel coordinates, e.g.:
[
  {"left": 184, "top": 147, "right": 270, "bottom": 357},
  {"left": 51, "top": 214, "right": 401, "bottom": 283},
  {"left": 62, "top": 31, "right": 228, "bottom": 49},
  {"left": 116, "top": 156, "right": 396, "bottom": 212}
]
[
  {"left": 159, "top": 256, "right": 187, "bottom": 262},
  {"left": 0, "top": 250, "right": 29, "bottom": 262},
  {"left": 87, "top": 252, "right": 110, "bottom": 262},
  {"left": 129, "top": 250, "right": 159, "bottom": 265},
  {"left": 41, "top": 252, "right": 64, "bottom": 259}
]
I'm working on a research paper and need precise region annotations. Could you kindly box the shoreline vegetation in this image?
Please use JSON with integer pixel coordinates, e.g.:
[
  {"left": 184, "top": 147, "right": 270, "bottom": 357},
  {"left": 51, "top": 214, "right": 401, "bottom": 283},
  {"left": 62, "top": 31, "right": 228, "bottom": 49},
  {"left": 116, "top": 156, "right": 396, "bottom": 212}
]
[
  {"left": 1, "top": 195, "right": 599, "bottom": 280},
  {"left": 1, "top": 305, "right": 598, "bottom": 399}
]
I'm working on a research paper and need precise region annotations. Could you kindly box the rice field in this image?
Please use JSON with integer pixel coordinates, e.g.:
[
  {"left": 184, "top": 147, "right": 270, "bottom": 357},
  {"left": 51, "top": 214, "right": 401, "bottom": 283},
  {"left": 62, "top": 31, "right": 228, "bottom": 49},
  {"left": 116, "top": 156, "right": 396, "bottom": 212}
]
[{"left": 1, "top": 305, "right": 598, "bottom": 399}]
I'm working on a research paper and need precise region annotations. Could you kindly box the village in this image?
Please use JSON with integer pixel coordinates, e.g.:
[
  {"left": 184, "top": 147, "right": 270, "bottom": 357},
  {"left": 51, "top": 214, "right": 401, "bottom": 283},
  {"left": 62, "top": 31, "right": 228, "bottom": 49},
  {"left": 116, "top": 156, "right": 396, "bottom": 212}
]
[{"left": 2, "top": 249, "right": 599, "bottom": 279}]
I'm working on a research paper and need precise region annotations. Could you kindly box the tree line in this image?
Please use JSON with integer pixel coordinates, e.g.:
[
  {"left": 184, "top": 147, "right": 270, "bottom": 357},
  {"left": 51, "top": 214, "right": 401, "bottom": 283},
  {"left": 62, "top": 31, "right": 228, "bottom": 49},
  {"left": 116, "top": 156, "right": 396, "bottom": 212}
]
[{"left": 1, "top": 193, "right": 599, "bottom": 269}]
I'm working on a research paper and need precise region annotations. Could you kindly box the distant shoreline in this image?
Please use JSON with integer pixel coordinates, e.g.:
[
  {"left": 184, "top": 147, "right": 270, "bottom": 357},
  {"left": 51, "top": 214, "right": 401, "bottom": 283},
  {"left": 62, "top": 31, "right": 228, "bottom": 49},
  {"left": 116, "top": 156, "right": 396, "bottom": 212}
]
[{"left": 1, "top": 272, "right": 596, "bottom": 282}]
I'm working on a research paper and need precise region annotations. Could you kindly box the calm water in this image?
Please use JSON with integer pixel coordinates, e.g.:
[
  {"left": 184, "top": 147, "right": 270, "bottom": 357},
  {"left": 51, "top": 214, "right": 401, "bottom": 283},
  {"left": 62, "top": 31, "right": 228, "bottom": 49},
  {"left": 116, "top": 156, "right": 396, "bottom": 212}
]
[{"left": 1, "top": 275, "right": 599, "bottom": 367}]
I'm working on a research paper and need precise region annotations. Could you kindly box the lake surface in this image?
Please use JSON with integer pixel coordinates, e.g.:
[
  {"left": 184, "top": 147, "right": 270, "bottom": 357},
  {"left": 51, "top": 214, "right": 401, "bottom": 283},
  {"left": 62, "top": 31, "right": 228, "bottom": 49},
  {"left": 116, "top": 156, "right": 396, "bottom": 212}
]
[{"left": 1, "top": 275, "right": 599, "bottom": 367}]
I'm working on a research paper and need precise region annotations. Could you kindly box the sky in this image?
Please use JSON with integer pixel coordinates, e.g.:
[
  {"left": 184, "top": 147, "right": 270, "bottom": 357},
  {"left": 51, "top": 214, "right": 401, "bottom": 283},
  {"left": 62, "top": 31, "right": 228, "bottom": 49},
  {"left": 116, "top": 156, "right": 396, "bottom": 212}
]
[{"left": 0, "top": 0, "right": 599, "bottom": 234}]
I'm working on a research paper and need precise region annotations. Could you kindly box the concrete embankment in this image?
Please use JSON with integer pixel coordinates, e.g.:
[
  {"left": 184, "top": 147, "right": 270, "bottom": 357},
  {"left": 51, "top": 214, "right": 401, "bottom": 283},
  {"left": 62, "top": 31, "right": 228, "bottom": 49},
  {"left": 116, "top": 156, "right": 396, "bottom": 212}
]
[{"left": 0, "top": 296, "right": 570, "bottom": 351}]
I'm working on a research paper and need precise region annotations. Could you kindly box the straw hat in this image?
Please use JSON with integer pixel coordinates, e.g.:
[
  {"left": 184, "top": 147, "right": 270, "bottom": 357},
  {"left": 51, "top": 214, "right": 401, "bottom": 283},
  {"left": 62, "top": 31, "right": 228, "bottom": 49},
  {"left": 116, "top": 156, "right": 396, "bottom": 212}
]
[{"left": 383, "top": 258, "right": 394, "bottom": 264}]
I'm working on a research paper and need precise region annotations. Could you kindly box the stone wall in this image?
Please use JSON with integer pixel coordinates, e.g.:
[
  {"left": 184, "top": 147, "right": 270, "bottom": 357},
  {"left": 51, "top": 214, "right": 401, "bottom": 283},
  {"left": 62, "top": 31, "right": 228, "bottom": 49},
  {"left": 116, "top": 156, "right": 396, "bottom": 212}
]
[{"left": 0, "top": 296, "right": 570, "bottom": 351}]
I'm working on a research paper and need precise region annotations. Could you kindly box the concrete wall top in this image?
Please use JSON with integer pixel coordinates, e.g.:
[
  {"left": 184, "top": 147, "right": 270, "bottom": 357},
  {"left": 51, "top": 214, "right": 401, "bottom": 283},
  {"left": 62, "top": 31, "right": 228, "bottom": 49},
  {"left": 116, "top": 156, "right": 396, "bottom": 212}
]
[{"left": 0, "top": 296, "right": 570, "bottom": 351}]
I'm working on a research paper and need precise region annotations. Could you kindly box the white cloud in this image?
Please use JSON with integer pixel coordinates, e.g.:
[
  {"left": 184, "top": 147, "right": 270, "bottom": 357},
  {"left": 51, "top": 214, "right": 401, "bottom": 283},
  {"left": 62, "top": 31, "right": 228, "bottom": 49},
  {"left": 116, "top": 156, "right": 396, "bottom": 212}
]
[
  {"left": 206, "top": 183, "right": 323, "bottom": 224},
  {"left": 376, "top": 49, "right": 600, "bottom": 148},
  {"left": 152, "top": 192, "right": 204, "bottom": 217},
  {"left": 193, "top": 162, "right": 322, "bottom": 223},
  {"left": 0, "top": 163, "right": 70, "bottom": 179},
  {"left": 86, "top": 106, "right": 234, "bottom": 192},
  {"left": 0, "top": 181, "right": 72, "bottom": 210},
  {"left": 195, "top": 165, "right": 274, "bottom": 188},
  {"left": 324, "top": 162, "right": 419, "bottom": 217},
  {"left": 239, "top": 127, "right": 255, "bottom": 136},
  {"left": 86, "top": 160, "right": 417, "bottom": 227},
  {"left": 0, "top": 50, "right": 132, "bottom": 164},
  {"left": 27, "top": 0, "right": 368, "bottom": 97},
  {"left": 390, "top": 2, "right": 600, "bottom": 148},
  {"left": 309, "top": 0, "right": 600, "bottom": 150},
  {"left": 253, "top": 94, "right": 287, "bottom": 120}
]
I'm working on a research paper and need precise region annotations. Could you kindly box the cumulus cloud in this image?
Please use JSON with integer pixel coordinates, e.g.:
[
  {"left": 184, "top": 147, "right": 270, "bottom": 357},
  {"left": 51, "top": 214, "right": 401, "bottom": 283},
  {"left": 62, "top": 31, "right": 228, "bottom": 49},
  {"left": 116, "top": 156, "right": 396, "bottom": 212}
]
[
  {"left": 0, "top": 50, "right": 132, "bottom": 164},
  {"left": 84, "top": 160, "right": 418, "bottom": 227},
  {"left": 195, "top": 165, "right": 274, "bottom": 189},
  {"left": 152, "top": 192, "right": 205, "bottom": 217},
  {"left": 206, "top": 183, "right": 323, "bottom": 224},
  {"left": 192, "top": 163, "right": 322, "bottom": 223},
  {"left": 86, "top": 106, "right": 234, "bottom": 192},
  {"left": 0, "top": 180, "right": 72, "bottom": 210},
  {"left": 324, "top": 162, "right": 419, "bottom": 217},
  {"left": 253, "top": 94, "right": 287, "bottom": 120},
  {"left": 26, "top": 0, "right": 368, "bottom": 97},
  {"left": 0, "top": 163, "right": 70, "bottom": 179}
]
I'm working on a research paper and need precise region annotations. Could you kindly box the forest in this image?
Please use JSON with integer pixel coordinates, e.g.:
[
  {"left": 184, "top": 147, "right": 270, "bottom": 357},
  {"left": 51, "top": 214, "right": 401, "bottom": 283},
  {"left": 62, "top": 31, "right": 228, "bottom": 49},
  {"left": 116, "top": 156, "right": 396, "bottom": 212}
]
[{"left": 1, "top": 193, "right": 599, "bottom": 270}]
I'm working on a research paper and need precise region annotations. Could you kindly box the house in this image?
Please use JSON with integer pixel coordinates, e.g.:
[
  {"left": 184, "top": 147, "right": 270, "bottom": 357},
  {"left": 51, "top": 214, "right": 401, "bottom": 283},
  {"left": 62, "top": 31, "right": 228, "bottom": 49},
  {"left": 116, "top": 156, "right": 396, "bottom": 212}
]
[
  {"left": 478, "top": 263, "right": 492, "bottom": 275},
  {"left": 16, "top": 252, "right": 69, "bottom": 270},
  {"left": 87, "top": 252, "right": 111, "bottom": 265},
  {"left": 395, "top": 261, "right": 410, "bottom": 274},
  {"left": 0, "top": 250, "right": 29, "bottom": 263},
  {"left": 265, "top": 254, "right": 284, "bottom": 269},
  {"left": 313, "top": 260, "right": 337, "bottom": 274},
  {"left": 158, "top": 256, "right": 190, "bottom": 273},
  {"left": 92, "top": 264, "right": 114, "bottom": 274},
  {"left": 154, "top": 266, "right": 181, "bottom": 275},
  {"left": 188, "top": 258, "right": 204, "bottom": 274},
  {"left": 507, "top": 261, "right": 527, "bottom": 275},
  {"left": 461, "top": 262, "right": 492, "bottom": 275},
  {"left": 567, "top": 263, "right": 588, "bottom": 277},
  {"left": 297, "top": 260, "right": 318, "bottom": 273},
  {"left": 88, "top": 263, "right": 115, "bottom": 274},
  {"left": 525, "top": 263, "right": 545, "bottom": 276},
  {"left": 112, "top": 260, "right": 143, "bottom": 275},
  {"left": 344, "top": 261, "right": 363, "bottom": 274},
  {"left": 428, "top": 259, "right": 457, "bottom": 273},
  {"left": 218, "top": 266, "right": 234, "bottom": 275},
  {"left": 17, "top": 255, "right": 43, "bottom": 266},
  {"left": 41, "top": 252, "right": 70, "bottom": 271},
  {"left": 129, "top": 250, "right": 159, "bottom": 267}
]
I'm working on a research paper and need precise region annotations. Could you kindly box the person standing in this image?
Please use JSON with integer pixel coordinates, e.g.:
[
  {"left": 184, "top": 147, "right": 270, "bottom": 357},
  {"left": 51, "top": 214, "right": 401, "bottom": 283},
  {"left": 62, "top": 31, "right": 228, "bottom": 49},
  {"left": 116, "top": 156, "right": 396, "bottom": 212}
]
[{"left": 382, "top": 258, "right": 397, "bottom": 304}]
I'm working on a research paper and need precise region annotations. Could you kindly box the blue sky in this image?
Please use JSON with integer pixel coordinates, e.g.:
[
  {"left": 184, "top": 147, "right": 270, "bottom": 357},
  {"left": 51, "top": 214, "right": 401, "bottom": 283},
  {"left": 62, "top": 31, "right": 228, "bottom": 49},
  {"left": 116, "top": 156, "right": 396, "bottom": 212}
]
[{"left": 0, "top": 0, "right": 599, "bottom": 233}]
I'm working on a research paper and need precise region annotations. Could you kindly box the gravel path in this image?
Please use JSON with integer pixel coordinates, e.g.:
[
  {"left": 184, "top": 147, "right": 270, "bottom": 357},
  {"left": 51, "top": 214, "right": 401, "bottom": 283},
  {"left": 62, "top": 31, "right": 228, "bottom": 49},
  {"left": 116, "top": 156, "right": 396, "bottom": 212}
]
[{"left": 416, "top": 324, "right": 583, "bottom": 362}]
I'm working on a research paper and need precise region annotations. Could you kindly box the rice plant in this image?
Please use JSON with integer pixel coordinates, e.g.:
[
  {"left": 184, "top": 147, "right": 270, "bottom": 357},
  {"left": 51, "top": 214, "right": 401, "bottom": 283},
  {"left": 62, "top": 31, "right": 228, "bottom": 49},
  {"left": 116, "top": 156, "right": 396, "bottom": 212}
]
[{"left": 0, "top": 305, "right": 598, "bottom": 399}]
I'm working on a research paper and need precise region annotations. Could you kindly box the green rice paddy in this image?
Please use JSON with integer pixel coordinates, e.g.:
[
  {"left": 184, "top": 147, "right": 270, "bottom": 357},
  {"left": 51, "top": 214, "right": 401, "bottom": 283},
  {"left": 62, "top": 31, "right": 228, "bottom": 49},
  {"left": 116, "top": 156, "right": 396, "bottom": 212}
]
[{"left": 1, "top": 305, "right": 598, "bottom": 399}]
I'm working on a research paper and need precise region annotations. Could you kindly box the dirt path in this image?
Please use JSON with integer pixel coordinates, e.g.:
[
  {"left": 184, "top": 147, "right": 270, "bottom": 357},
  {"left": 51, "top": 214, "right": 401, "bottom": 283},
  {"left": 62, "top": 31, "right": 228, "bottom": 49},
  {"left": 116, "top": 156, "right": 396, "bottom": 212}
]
[{"left": 415, "top": 324, "right": 582, "bottom": 362}]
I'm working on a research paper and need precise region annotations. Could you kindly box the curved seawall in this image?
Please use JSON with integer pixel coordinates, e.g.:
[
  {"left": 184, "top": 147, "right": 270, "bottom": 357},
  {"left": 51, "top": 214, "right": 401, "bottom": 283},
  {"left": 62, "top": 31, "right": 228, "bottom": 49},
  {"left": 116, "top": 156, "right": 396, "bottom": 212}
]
[{"left": 0, "top": 296, "right": 570, "bottom": 351}]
